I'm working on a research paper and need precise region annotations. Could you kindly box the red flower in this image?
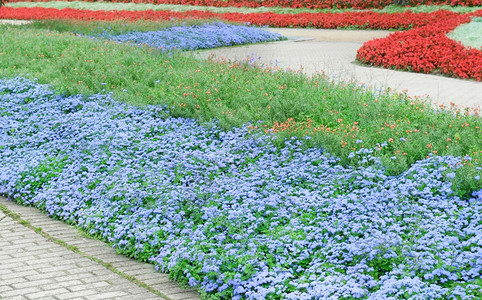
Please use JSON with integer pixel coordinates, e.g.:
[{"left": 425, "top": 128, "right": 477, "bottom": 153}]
[
  {"left": 357, "top": 10, "right": 482, "bottom": 81},
  {"left": 5, "top": 0, "right": 482, "bottom": 9}
]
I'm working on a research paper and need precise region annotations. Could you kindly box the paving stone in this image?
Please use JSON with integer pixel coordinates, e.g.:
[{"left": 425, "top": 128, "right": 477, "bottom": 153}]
[
  {"left": 1, "top": 196, "right": 200, "bottom": 300},
  {"left": 170, "top": 294, "right": 203, "bottom": 300},
  {"left": 0, "top": 270, "right": 39, "bottom": 280},
  {"left": 55, "top": 289, "right": 99, "bottom": 299},
  {"left": 1, "top": 295, "right": 29, "bottom": 300},
  {"left": 0, "top": 284, "right": 14, "bottom": 293},
  {"left": 86, "top": 291, "right": 131, "bottom": 299},
  {"left": 0, "top": 277, "right": 29, "bottom": 286},
  {"left": 1, "top": 287, "right": 43, "bottom": 298},
  {"left": 25, "top": 288, "right": 70, "bottom": 299},
  {"left": 12, "top": 279, "right": 57, "bottom": 290}
]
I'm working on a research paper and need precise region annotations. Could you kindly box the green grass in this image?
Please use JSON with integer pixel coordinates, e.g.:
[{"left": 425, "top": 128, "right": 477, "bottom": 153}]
[
  {"left": 0, "top": 20, "right": 481, "bottom": 197},
  {"left": 23, "top": 18, "right": 224, "bottom": 36},
  {"left": 447, "top": 17, "right": 482, "bottom": 49},
  {"left": 6, "top": 1, "right": 481, "bottom": 14}
]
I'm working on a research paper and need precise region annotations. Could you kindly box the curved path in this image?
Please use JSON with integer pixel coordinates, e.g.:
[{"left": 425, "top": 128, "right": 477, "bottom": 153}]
[{"left": 195, "top": 28, "right": 482, "bottom": 109}]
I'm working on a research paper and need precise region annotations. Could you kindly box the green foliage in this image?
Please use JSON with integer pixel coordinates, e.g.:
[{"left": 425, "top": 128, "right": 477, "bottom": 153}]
[
  {"left": 25, "top": 18, "right": 220, "bottom": 36},
  {"left": 1, "top": 21, "right": 481, "bottom": 197},
  {"left": 6, "top": 1, "right": 480, "bottom": 14},
  {"left": 447, "top": 17, "right": 482, "bottom": 49},
  {"left": 14, "top": 155, "right": 70, "bottom": 204},
  {"left": 443, "top": 152, "right": 482, "bottom": 198}
]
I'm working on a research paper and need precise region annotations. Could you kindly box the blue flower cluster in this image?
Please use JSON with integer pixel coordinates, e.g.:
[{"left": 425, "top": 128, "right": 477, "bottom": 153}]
[
  {"left": 1, "top": 77, "right": 481, "bottom": 299},
  {"left": 92, "top": 22, "right": 284, "bottom": 51}
]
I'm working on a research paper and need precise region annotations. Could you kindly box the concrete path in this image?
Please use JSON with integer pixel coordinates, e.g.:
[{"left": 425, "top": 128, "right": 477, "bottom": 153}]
[
  {"left": 194, "top": 28, "right": 482, "bottom": 109},
  {"left": 0, "top": 197, "right": 200, "bottom": 300}
]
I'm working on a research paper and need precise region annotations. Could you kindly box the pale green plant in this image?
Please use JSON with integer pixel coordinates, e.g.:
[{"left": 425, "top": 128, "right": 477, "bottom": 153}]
[{"left": 447, "top": 17, "right": 482, "bottom": 49}]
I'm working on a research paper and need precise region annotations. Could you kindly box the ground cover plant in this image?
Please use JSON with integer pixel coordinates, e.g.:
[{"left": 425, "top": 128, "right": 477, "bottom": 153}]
[
  {"left": 1, "top": 77, "right": 481, "bottom": 299},
  {"left": 357, "top": 10, "right": 482, "bottom": 80},
  {"left": 448, "top": 16, "right": 482, "bottom": 48},
  {"left": 87, "top": 22, "right": 285, "bottom": 52},
  {"left": 25, "top": 17, "right": 219, "bottom": 35},
  {"left": 0, "top": 22, "right": 481, "bottom": 193},
  {"left": 6, "top": 0, "right": 482, "bottom": 14},
  {"left": 0, "top": 6, "right": 468, "bottom": 30},
  {"left": 6, "top": 0, "right": 482, "bottom": 9}
]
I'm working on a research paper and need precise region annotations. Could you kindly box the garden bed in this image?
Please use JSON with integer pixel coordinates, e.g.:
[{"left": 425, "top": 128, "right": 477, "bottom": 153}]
[
  {"left": 1, "top": 77, "right": 481, "bottom": 299},
  {"left": 6, "top": 0, "right": 482, "bottom": 9},
  {"left": 85, "top": 22, "right": 285, "bottom": 51},
  {"left": 1, "top": 3, "right": 481, "bottom": 298},
  {"left": 0, "top": 6, "right": 463, "bottom": 30},
  {"left": 357, "top": 10, "right": 482, "bottom": 80}
]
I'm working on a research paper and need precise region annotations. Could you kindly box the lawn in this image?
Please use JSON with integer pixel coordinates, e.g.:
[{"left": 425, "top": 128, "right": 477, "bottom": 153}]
[{"left": 1, "top": 1, "right": 481, "bottom": 299}]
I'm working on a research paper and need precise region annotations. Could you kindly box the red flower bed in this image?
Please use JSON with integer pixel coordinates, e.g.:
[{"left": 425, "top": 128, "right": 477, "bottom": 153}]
[
  {"left": 6, "top": 0, "right": 482, "bottom": 9},
  {"left": 356, "top": 10, "right": 482, "bottom": 81},
  {"left": 1, "top": 5, "right": 479, "bottom": 81},
  {"left": 0, "top": 6, "right": 461, "bottom": 30}
]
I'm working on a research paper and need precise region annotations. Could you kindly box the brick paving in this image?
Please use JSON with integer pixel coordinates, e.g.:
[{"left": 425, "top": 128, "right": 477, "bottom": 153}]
[
  {"left": 1, "top": 25, "right": 481, "bottom": 300},
  {"left": 0, "top": 196, "right": 200, "bottom": 300},
  {"left": 195, "top": 28, "right": 482, "bottom": 108}
]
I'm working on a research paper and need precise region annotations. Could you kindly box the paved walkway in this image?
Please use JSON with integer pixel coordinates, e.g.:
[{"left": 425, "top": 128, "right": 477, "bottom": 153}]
[
  {"left": 0, "top": 197, "right": 200, "bottom": 300},
  {"left": 195, "top": 28, "right": 482, "bottom": 108}
]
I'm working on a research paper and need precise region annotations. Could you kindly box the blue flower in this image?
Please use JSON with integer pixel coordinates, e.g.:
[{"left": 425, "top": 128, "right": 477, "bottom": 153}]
[
  {"left": 446, "top": 172, "right": 456, "bottom": 179},
  {"left": 88, "top": 22, "right": 284, "bottom": 52},
  {"left": 1, "top": 77, "right": 481, "bottom": 299}
]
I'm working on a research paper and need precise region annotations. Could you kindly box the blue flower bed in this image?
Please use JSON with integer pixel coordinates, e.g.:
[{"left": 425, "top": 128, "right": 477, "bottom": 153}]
[
  {"left": 1, "top": 77, "right": 481, "bottom": 299},
  {"left": 91, "top": 22, "right": 285, "bottom": 51}
]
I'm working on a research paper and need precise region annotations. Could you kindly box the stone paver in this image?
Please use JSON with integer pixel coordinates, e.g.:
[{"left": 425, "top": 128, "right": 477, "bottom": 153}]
[
  {"left": 194, "top": 28, "right": 482, "bottom": 108},
  {"left": 0, "top": 197, "right": 200, "bottom": 300}
]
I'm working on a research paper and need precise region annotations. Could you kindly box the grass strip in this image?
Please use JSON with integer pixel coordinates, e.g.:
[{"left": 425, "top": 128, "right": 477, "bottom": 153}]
[
  {"left": 6, "top": 1, "right": 481, "bottom": 14},
  {"left": 0, "top": 21, "right": 481, "bottom": 195},
  {"left": 0, "top": 200, "right": 173, "bottom": 300},
  {"left": 26, "top": 18, "right": 225, "bottom": 35}
]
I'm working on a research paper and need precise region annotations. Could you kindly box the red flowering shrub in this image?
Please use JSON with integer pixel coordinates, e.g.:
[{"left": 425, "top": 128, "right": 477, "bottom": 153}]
[
  {"left": 356, "top": 10, "right": 482, "bottom": 80},
  {"left": 5, "top": 0, "right": 482, "bottom": 9},
  {"left": 0, "top": 6, "right": 461, "bottom": 30}
]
